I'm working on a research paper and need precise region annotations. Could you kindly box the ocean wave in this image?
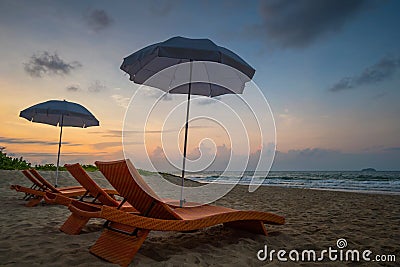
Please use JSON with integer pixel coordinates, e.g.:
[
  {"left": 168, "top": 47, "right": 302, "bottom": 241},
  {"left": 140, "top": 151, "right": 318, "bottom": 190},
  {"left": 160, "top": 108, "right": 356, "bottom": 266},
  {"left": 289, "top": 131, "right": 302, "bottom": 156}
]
[{"left": 187, "top": 171, "right": 400, "bottom": 194}]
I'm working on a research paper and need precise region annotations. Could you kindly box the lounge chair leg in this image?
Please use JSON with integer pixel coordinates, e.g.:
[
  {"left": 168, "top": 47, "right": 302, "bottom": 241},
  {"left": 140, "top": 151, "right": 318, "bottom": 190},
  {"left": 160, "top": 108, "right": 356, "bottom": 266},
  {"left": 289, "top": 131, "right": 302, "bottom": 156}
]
[
  {"left": 90, "top": 228, "right": 149, "bottom": 267},
  {"left": 25, "top": 197, "right": 43, "bottom": 207},
  {"left": 60, "top": 213, "right": 90, "bottom": 235},
  {"left": 224, "top": 220, "right": 268, "bottom": 236}
]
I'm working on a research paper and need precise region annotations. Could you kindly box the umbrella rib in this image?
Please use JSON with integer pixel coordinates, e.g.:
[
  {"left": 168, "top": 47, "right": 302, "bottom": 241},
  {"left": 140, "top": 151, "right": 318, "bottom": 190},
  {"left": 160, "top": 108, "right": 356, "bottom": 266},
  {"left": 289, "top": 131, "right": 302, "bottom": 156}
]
[
  {"left": 168, "top": 60, "right": 180, "bottom": 91},
  {"left": 202, "top": 61, "right": 212, "bottom": 97}
]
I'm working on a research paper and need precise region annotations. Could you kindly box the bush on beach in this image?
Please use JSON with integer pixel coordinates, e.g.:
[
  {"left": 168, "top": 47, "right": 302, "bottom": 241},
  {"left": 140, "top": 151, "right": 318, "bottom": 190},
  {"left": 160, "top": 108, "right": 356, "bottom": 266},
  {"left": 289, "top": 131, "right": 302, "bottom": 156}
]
[
  {"left": 0, "top": 152, "right": 31, "bottom": 170},
  {"left": 0, "top": 151, "right": 152, "bottom": 174},
  {"left": 0, "top": 152, "right": 98, "bottom": 171}
]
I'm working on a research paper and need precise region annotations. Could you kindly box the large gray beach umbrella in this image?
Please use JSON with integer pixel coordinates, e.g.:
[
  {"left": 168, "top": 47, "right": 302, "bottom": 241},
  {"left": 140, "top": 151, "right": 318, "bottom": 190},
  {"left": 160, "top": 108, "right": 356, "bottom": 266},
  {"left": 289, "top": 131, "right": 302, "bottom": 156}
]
[
  {"left": 121, "top": 36, "right": 255, "bottom": 206},
  {"left": 20, "top": 100, "right": 99, "bottom": 186}
]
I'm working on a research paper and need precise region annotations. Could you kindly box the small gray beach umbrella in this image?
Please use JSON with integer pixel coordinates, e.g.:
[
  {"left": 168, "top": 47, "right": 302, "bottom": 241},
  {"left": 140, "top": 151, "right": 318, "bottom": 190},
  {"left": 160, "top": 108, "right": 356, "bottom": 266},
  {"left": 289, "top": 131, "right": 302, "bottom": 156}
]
[
  {"left": 121, "top": 36, "right": 255, "bottom": 206},
  {"left": 20, "top": 100, "right": 99, "bottom": 186}
]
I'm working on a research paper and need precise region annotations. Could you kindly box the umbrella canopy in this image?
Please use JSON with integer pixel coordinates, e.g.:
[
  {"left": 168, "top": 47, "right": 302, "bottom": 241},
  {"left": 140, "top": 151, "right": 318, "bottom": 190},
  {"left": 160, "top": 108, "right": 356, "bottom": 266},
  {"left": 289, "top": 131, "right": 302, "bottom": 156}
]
[
  {"left": 121, "top": 36, "right": 255, "bottom": 206},
  {"left": 20, "top": 100, "right": 99, "bottom": 128},
  {"left": 121, "top": 36, "right": 255, "bottom": 96},
  {"left": 20, "top": 100, "right": 99, "bottom": 186}
]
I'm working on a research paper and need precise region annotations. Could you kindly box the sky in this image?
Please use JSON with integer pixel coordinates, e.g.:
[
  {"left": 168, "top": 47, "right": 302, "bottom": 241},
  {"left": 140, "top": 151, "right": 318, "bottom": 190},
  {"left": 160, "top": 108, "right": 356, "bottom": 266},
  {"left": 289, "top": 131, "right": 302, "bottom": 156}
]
[{"left": 0, "top": 0, "right": 399, "bottom": 171}]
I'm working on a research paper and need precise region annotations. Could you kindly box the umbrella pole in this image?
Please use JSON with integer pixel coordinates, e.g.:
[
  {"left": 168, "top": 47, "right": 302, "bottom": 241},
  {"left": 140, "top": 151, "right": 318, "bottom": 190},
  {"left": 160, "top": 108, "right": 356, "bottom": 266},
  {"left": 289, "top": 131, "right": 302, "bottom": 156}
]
[
  {"left": 56, "top": 115, "right": 64, "bottom": 187},
  {"left": 180, "top": 60, "right": 193, "bottom": 207}
]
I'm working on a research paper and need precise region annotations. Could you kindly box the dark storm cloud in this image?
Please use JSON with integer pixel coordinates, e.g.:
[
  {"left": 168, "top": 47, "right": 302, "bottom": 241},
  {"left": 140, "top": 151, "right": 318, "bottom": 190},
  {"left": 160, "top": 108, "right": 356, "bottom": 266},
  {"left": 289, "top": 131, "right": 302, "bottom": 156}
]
[
  {"left": 84, "top": 9, "right": 114, "bottom": 32},
  {"left": 250, "top": 0, "right": 371, "bottom": 48},
  {"left": 24, "top": 52, "right": 82, "bottom": 77},
  {"left": 329, "top": 55, "right": 400, "bottom": 92}
]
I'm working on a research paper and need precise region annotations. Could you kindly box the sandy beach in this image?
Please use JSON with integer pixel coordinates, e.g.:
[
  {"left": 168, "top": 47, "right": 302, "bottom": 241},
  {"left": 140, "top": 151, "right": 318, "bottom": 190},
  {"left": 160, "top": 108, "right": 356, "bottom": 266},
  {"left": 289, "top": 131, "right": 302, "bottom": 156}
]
[{"left": 1, "top": 170, "right": 399, "bottom": 266}]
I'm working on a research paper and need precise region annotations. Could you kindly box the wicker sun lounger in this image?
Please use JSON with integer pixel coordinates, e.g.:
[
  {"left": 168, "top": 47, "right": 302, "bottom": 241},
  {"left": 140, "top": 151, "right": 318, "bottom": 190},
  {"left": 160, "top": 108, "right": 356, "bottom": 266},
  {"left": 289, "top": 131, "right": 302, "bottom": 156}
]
[
  {"left": 55, "top": 163, "right": 137, "bottom": 235},
  {"left": 65, "top": 159, "right": 285, "bottom": 266},
  {"left": 11, "top": 168, "right": 117, "bottom": 207},
  {"left": 13, "top": 170, "right": 48, "bottom": 201},
  {"left": 29, "top": 168, "right": 84, "bottom": 192},
  {"left": 10, "top": 169, "right": 88, "bottom": 207}
]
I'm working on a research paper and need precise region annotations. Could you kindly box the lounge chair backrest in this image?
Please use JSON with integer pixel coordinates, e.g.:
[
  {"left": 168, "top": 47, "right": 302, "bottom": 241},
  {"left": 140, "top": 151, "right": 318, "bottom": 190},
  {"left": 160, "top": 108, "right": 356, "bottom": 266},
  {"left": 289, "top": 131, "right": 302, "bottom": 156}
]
[
  {"left": 95, "top": 159, "right": 181, "bottom": 220},
  {"left": 22, "top": 170, "right": 44, "bottom": 188},
  {"left": 29, "top": 169, "right": 60, "bottom": 193},
  {"left": 65, "top": 163, "right": 119, "bottom": 206}
]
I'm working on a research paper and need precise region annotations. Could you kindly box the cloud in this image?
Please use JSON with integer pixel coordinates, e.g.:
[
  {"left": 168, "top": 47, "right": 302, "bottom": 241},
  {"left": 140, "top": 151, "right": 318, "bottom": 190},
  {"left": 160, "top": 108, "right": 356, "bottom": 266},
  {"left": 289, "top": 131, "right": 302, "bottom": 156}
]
[
  {"left": 91, "top": 141, "right": 144, "bottom": 150},
  {"left": 91, "top": 141, "right": 122, "bottom": 150},
  {"left": 115, "top": 143, "right": 400, "bottom": 171},
  {"left": 245, "top": 143, "right": 276, "bottom": 171},
  {"left": 24, "top": 52, "right": 82, "bottom": 77},
  {"left": 272, "top": 147, "right": 400, "bottom": 171},
  {"left": 84, "top": 9, "right": 113, "bottom": 32},
  {"left": 147, "top": 144, "right": 232, "bottom": 172},
  {"left": 329, "top": 55, "right": 400, "bottom": 92},
  {"left": 383, "top": 147, "right": 400, "bottom": 152},
  {"left": 148, "top": 0, "right": 180, "bottom": 15},
  {"left": 195, "top": 96, "right": 221, "bottom": 106},
  {"left": 288, "top": 148, "right": 339, "bottom": 157},
  {"left": 277, "top": 108, "right": 302, "bottom": 126},
  {"left": 372, "top": 92, "right": 387, "bottom": 99},
  {"left": 142, "top": 87, "right": 173, "bottom": 101},
  {"left": 19, "top": 151, "right": 106, "bottom": 158},
  {"left": 0, "top": 136, "right": 81, "bottom": 146},
  {"left": 14, "top": 151, "right": 111, "bottom": 166},
  {"left": 88, "top": 80, "right": 107, "bottom": 92},
  {"left": 273, "top": 148, "right": 348, "bottom": 170},
  {"left": 89, "top": 129, "right": 122, "bottom": 138},
  {"left": 90, "top": 128, "right": 179, "bottom": 138},
  {"left": 145, "top": 143, "right": 276, "bottom": 172},
  {"left": 66, "top": 85, "right": 80, "bottom": 92},
  {"left": 147, "top": 146, "right": 177, "bottom": 171},
  {"left": 111, "top": 94, "right": 130, "bottom": 108},
  {"left": 249, "top": 0, "right": 371, "bottom": 48}
]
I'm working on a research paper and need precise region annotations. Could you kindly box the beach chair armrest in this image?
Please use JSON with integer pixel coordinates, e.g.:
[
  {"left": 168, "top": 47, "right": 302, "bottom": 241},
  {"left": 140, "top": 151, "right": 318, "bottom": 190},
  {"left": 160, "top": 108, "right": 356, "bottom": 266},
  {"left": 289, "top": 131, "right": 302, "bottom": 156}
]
[{"left": 67, "top": 201, "right": 103, "bottom": 218}]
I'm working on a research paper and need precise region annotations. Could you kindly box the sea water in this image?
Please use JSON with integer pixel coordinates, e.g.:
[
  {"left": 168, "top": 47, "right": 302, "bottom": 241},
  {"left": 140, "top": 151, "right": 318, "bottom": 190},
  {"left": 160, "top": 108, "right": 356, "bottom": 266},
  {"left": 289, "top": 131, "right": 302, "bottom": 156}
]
[{"left": 180, "top": 171, "right": 400, "bottom": 195}]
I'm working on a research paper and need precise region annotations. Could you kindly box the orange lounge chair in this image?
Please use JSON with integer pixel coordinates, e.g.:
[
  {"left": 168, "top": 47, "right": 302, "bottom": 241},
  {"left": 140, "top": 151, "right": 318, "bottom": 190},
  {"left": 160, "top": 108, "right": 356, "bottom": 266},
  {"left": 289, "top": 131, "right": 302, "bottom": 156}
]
[
  {"left": 10, "top": 169, "right": 89, "bottom": 207},
  {"left": 29, "top": 168, "right": 84, "bottom": 192},
  {"left": 55, "top": 163, "right": 137, "bottom": 235},
  {"left": 15, "top": 170, "right": 49, "bottom": 201},
  {"left": 66, "top": 159, "right": 285, "bottom": 266},
  {"left": 11, "top": 169, "right": 117, "bottom": 207}
]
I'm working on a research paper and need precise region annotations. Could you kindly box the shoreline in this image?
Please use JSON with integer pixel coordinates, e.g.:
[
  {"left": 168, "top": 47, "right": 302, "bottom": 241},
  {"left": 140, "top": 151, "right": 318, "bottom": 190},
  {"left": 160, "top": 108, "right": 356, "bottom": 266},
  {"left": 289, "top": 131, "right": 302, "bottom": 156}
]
[{"left": 189, "top": 180, "right": 400, "bottom": 196}]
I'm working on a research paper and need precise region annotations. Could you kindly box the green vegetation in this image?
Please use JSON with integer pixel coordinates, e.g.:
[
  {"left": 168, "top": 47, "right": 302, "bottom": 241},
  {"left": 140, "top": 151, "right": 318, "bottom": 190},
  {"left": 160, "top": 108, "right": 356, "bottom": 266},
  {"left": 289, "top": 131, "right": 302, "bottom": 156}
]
[
  {"left": 0, "top": 151, "right": 98, "bottom": 171},
  {"left": 0, "top": 152, "right": 31, "bottom": 170},
  {"left": 81, "top": 164, "right": 98, "bottom": 172},
  {"left": 0, "top": 151, "right": 159, "bottom": 174},
  {"left": 34, "top": 163, "right": 65, "bottom": 171},
  {"left": 33, "top": 163, "right": 98, "bottom": 172},
  {"left": 138, "top": 169, "right": 156, "bottom": 176}
]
